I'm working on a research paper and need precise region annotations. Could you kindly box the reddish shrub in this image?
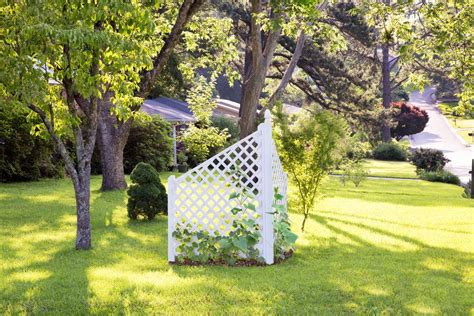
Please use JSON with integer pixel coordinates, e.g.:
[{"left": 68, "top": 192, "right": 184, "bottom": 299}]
[{"left": 391, "top": 102, "right": 429, "bottom": 140}]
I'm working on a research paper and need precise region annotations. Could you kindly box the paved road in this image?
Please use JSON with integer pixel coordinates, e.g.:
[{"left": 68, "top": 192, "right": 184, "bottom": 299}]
[{"left": 409, "top": 87, "right": 473, "bottom": 184}]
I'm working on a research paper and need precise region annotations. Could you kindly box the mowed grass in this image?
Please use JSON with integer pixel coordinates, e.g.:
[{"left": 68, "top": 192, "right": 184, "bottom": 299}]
[
  {"left": 1, "top": 175, "right": 473, "bottom": 314},
  {"left": 333, "top": 159, "right": 418, "bottom": 179},
  {"left": 363, "top": 159, "right": 418, "bottom": 179}
]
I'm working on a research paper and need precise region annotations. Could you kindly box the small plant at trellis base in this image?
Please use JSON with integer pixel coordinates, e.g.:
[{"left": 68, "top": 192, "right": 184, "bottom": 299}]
[
  {"left": 172, "top": 164, "right": 297, "bottom": 265},
  {"left": 272, "top": 188, "right": 298, "bottom": 260}
]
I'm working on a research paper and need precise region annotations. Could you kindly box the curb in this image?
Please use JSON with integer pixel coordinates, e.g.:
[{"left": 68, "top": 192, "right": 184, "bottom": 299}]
[{"left": 433, "top": 102, "right": 472, "bottom": 148}]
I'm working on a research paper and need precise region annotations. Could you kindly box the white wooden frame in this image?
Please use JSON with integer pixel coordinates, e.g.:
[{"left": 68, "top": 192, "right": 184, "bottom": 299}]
[{"left": 168, "top": 110, "right": 287, "bottom": 265}]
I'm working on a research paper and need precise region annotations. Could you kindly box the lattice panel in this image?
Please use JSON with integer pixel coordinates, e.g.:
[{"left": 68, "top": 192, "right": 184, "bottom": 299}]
[
  {"left": 173, "top": 132, "right": 263, "bottom": 236},
  {"left": 168, "top": 110, "right": 287, "bottom": 264},
  {"left": 272, "top": 142, "right": 288, "bottom": 205}
]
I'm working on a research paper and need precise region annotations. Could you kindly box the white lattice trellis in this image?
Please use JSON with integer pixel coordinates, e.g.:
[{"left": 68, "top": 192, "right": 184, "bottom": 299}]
[{"left": 168, "top": 110, "right": 287, "bottom": 264}]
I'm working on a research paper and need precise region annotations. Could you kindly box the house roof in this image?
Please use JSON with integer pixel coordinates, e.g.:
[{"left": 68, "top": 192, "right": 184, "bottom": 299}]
[
  {"left": 141, "top": 97, "right": 195, "bottom": 122},
  {"left": 141, "top": 96, "right": 302, "bottom": 122}
]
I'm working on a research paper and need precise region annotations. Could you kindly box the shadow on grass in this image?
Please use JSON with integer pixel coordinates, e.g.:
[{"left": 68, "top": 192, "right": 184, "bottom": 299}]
[
  {"left": 1, "top": 179, "right": 472, "bottom": 314},
  {"left": 168, "top": 213, "right": 473, "bottom": 314}
]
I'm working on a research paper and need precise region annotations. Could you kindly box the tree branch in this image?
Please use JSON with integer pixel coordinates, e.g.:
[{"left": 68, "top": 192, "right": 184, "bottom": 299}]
[
  {"left": 138, "top": 0, "right": 205, "bottom": 99},
  {"left": 263, "top": 30, "right": 306, "bottom": 115}
]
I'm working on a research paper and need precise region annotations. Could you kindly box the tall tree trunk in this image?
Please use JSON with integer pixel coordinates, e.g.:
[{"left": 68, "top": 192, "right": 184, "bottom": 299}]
[
  {"left": 239, "top": 66, "right": 266, "bottom": 138},
  {"left": 97, "top": 0, "right": 204, "bottom": 191},
  {"left": 97, "top": 93, "right": 130, "bottom": 191},
  {"left": 74, "top": 172, "right": 92, "bottom": 249},
  {"left": 239, "top": 0, "right": 281, "bottom": 139},
  {"left": 381, "top": 43, "right": 392, "bottom": 142}
]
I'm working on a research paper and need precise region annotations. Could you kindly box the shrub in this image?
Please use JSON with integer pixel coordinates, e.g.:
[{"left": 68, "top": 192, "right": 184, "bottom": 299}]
[
  {"left": 211, "top": 116, "right": 239, "bottom": 146},
  {"left": 419, "top": 170, "right": 461, "bottom": 185},
  {"left": 0, "top": 104, "right": 63, "bottom": 182},
  {"left": 90, "top": 116, "right": 173, "bottom": 175},
  {"left": 409, "top": 148, "right": 449, "bottom": 173},
  {"left": 340, "top": 161, "right": 369, "bottom": 187},
  {"left": 124, "top": 116, "right": 173, "bottom": 174},
  {"left": 127, "top": 162, "right": 167, "bottom": 220},
  {"left": 390, "top": 102, "right": 429, "bottom": 140},
  {"left": 372, "top": 142, "right": 408, "bottom": 161},
  {"left": 180, "top": 77, "right": 228, "bottom": 164}
]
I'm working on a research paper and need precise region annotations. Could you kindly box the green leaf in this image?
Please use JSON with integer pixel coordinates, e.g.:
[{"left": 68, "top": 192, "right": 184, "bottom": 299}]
[
  {"left": 231, "top": 207, "right": 241, "bottom": 215},
  {"left": 232, "top": 237, "right": 248, "bottom": 252},
  {"left": 218, "top": 238, "right": 231, "bottom": 249},
  {"left": 284, "top": 231, "right": 298, "bottom": 244},
  {"left": 245, "top": 203, "right": 256, "bottom": 212},
  {"left": 229, "top": 192, "right": 240, "bottom": 199}
]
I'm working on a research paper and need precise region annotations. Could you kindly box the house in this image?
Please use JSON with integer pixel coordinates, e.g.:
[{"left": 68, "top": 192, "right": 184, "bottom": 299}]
[{"left": 140, "top": 96, "right": 301, "bottom": 168}]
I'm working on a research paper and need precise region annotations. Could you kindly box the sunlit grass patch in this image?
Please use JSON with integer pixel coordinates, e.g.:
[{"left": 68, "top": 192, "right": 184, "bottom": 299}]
[{"left": 0, "top": 175, "right": 473, "bottom": 314}]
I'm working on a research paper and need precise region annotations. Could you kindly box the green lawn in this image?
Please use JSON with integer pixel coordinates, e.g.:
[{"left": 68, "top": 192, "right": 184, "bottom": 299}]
[
  {"left": 363, "top": 159, "right": 418, "bottom": 179},
  {"left": 1, "top": 175, "right": 473, "bottom": 314},
  {"left": 334, "top": 159, "right": 418, "bottom": 179}
]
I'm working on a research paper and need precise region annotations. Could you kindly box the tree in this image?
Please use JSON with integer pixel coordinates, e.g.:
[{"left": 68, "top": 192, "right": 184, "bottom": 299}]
[
  {"left": 274, "top": 107, "right": 348, "bottom": 231},
  {"left": 97, "top": 0, "right": 206, "bottom": 191},
  {"left": 362, "top": 0, "right": 425, "bottom": 142},
  {"left": 0, "top": 1, "right": 157, "bottom": 249},
  {"left": 415, "top": 1, "right": 473, "bottom": 112},
  {"left": 390, "top": 102, "right": 429, "bottom": 140},
  {"left": 216, "top": 0, "right": 323, "bottom": 138},
  {"left": 219, "top": 1, "right": 380, "bottom": 137},
  {"left": 180, "top": 76, "right": 228, "bottom": 163}
]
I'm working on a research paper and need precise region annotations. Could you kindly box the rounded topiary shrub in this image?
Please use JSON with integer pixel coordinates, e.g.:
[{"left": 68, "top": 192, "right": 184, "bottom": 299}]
[
  {"left": 372, "top": 142, "right": 408, "bottom": 161},
  {"left": 127, "top": 162, "right": 167, "bottom": 220}
]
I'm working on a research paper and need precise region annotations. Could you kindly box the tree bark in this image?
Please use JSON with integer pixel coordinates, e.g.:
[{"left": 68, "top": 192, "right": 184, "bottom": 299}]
[
  {"left": 74, "top": 171, "right": 92, "bottom": 249},
  {"left": 97, "top": 93, "right": 130, "bottom": 191},
  {"left": 97, "top": 0, "right": 204, "bottom": 190},
  {"left": 381, "top": 43, "right": 392, "bottom": 142},
  {"left": 239, "top": 0, "right": 281, "bottom": 139}
]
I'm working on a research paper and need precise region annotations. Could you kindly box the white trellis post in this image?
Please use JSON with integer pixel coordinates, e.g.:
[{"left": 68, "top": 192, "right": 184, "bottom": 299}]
[
  {"left": 259, "top": 110, "right": 274, "bottom": 264},
  {"left": 168, "top": 175, "right": 176, "bottom": 262},
  {"left": 167, "top": 109, "right": 284, "bottom": 265}
]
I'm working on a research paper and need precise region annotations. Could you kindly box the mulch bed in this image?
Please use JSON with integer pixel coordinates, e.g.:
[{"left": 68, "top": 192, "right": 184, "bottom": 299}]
[{"left": 170, "top": 250, "right": 294, "bottom": 267}]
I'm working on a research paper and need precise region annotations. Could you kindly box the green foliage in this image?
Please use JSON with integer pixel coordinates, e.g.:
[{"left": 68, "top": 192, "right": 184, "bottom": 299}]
[
  {"left": 409, "top": 148, "right": 449, "bottom": 173},
  {"left": 127, "top": 163, "right": 167, "bottom": 220},
  {"left": 340, "top": 161, "right": 369, "bottom": 187},
  {"left": 180, "top": 77, "right": 228, "bottom": 163},
  {"left": 417, "top": 1, "right": 474, "bottom": 113},
  {"left": 272, "top": 189, "right": 298, "bottom": 260},
  {"left": 275, "top": 107, "right": 348, "bottom": 231},
  {"left": 0, "top": 104, "right": 63, "bottom": 182},
  {"left": 341, "top": 134, "right": 373, "bottom": 162},
  {"left": 372, "top": 142, "right": 407, "bottom": 161},
  {"left": 124, "top": 116, "right": 173, "bottom": 174},
  {"left": 211, "top": 116, "right": 239, "bottom": 147},
  {"left": 1, "top": 174, "right": 473, "bottom": 314},
  {"left": 419, "top": 170, "right": 461, "bottom": 186}
]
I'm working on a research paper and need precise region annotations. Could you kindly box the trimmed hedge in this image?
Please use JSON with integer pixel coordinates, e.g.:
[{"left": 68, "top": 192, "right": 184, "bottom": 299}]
[
  {"left": 372, "top": 142, "right": 408, "bottom": 161},
  {"left": 419, "top": 170, "right": 461, "bottom": 185}
]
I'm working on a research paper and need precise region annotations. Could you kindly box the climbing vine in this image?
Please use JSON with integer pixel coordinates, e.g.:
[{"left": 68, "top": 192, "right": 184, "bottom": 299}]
[{"left": 173, "top": 164, "right": 297, "bottom": 265}]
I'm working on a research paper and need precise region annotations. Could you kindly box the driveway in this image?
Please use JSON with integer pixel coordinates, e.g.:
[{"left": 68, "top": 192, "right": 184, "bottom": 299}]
[{"left": 408, "top": 87, "right": 473, "bottom": 184}]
